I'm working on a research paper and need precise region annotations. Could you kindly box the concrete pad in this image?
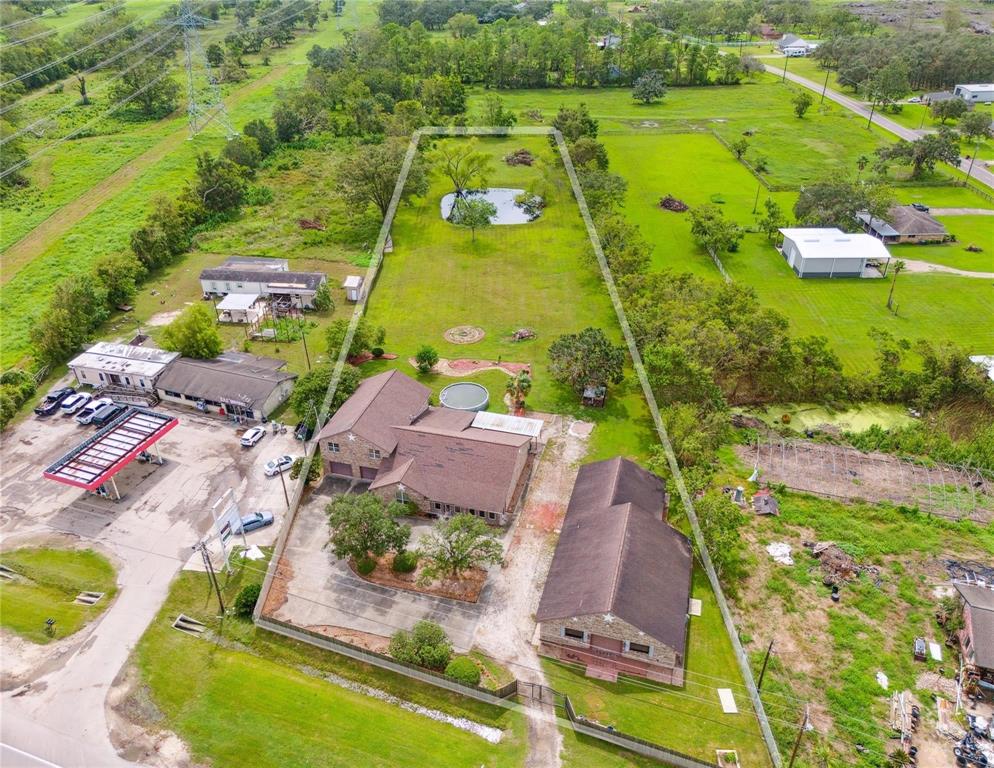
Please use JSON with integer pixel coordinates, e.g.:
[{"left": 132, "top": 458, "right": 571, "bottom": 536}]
[
  {"left": 718, "top": 688, "right": 738, "bottom": 714},
  {"left": 689, "top": 598, "right": 702, "bottom": 616}
]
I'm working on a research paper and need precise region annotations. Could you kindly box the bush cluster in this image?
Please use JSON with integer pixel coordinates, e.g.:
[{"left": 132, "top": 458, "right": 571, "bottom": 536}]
[
  {"left": 391, "top": 549, "right": 419, "bottom": 574},
  {"left": 234, "top": 583, "right": 262, "bottom": 617},
  {"left": 389, "top": 621, "right": 452, "bottom": 671},
  {"left": 444, "top": 657, "right": 481, "bottom": 686}
]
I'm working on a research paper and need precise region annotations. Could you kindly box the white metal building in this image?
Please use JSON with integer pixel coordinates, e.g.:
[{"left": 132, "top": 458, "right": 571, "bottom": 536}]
[
  {"left": 954, "top": 84, "right": 994, "bottom": 104},
  {"left": 68, "top": 342, "right": 178, "bottom": 391},
  {"left": 778, "top": 228, "right": 892, "bottom": 278}
]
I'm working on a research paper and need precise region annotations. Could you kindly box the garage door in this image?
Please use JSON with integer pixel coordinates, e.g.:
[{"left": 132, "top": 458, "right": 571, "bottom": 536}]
[
  {"left": 359, "top": 465, "right": 378, "bottom": 481},
  {"left": 329, "top": 461, "right": 351, "bottom": 477}
]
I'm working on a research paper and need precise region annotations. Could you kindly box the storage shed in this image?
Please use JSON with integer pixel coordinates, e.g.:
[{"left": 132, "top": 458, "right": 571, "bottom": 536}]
[
  {"left": 342, "top": 275, "right": 364, "bottom": 302},
  {"left": 778, "top": 227, "right": 892, "bottom": 278}
]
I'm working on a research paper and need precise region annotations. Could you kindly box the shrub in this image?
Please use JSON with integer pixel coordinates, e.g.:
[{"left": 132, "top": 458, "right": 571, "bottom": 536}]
[
  {"left": 389, "top": 620, "right": 452, "bottom": 670},
  {"left": 415, "top": 345, "right": 439, "bottom": 374},
  {"left": 392, "top": 549, "right": 419, "bottom": 573},
  {"left": 355, "top": 555, "right": 377, "bottom": 575},
  {"left": 445, "top": 656, "right": 481, "bottom": 686},
  {"left": 234, "top": 583, "right": 261, "bottom": 616},
  {"left": 371, "top": 347, "right": 385, "bottom": 358}
]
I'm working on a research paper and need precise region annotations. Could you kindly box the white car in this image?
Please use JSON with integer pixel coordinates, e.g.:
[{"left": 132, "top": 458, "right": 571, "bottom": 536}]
[
  {"left": 75, "top": 397, "right": 113, "bottom": 425},
  {"left": 907, "top": 96, "right": 922, "bottom": 104},
  {"left": 264, "top": 455, "right": 295, "bottom": 477},
  {"left": 240, "top": 426, "right": 266, "bottom": 447},
  {"left": 60, "top": 392, "right": 93, "bottom": 415}
]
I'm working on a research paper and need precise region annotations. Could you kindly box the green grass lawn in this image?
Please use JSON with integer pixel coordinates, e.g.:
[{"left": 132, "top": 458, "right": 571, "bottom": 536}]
[
  {"left": 133, "top": 556, "right": 528, "bottom": 768},
  {"left": 888, "top": 215, "right": 994, "bottom": 272},
  {"left": 0, "top": 547, "right": 117, "bottom": 643},
  {"left": 736, "top": 402, "right": 916, "bottom": 433},
  {"left": 602, "top": 131, "right": 994, "bottom": 371},
  {"left": 363, "top": 134, "right": 655, "bottom": 462},
  {"left": 542, "top": 570, "right": 773, "bottom": 768}
]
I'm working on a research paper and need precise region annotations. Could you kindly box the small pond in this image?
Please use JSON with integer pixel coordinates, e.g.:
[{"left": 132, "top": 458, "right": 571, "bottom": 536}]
[{"left": 440, "top": 188, "right": 542, "bottom": 225}]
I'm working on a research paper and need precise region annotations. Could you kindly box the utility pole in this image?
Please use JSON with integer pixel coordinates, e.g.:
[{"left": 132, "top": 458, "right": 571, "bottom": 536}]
[
  {"left": 178, "top": 0, "right": 236, "bottom": 139},
  {"left": 197, "top": 542, "right": 225, "bottom": 613},
  {"left": 787, "top": 706, "right": 809, "bottom": 768},
  {"left": 966, "top": 137, "right": 980, "bottom": 182},
  {"left": 820, "top": 67, "right": 830, "bottom": 104},
  {"left": 278, "top": 466, "right": 290, "bottom": 509},
  {"left": 781, "top": 54, "right": 789, "bottom": 82},
  {"left": 298, "top": 313, "right": 311, "bottom": 371},
  {"left": 757, "top": 639, "right": 775, "bottom": 690}
]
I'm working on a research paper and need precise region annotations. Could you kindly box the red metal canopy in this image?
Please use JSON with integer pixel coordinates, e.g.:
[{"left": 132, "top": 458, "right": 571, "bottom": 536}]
[{"left": 43, "top": 408, "right": 178, "bottom": 491}]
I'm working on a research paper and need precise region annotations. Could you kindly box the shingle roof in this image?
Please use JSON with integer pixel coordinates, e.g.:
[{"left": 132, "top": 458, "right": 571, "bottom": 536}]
[
  {"left": 316, "top": 370, "right": 431, "bottom": 452},
  {"left": 155, "top": 355, "right": 296, "bottom": 410},
  {"left": 200, "top": 267, "right": 326, "bottom": 291},
  {"left": 536, "top": 458, "right": 692, "bottom": 656},
  {"left": 370, "top": 414, "right": 530, "bottom": 512},
  {"left": 858, "top": 206, "right": 947, "bottom": 237}
]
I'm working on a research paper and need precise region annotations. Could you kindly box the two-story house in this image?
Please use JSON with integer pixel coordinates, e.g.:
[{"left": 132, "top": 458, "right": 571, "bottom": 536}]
[
  {"left": 316, "top": 370, "right": 537, "bottom": 525},
  {"left": 536, "top": 457, "right": 693, "bottom": 684},
  {"left": 955, "top": 582, "right": 994, "bottom": 685}
]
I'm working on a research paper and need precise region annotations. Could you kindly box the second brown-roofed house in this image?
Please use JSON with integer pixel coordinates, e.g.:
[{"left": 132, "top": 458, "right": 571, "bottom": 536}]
[
  {"left": 857, "top": 205, "right": 949, "bottom": 244},
  {"left": 536, "top": 457, "right": 693, "bottom": 685}
]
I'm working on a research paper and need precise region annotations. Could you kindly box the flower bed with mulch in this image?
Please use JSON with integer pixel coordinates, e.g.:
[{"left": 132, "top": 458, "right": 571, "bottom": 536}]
[
  {"left": 348, "top": 352, "right": 399, "bottom": 365},
  {"left": 350, "top": 553, "right": 487, "bottom": 603},
  {"left": 408, "top": 357, "right": 530, "bottom": 377}
]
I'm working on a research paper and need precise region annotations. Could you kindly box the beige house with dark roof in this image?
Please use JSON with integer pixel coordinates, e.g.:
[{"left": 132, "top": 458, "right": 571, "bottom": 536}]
[
  {"left": 536, "top": 457, "right": 692, "bottom": 684},
  {"left": 316, "top": 370, "right": 535, "bottom": 525},
  {"left": 856, "top": 205, "right": 949, "bottom": 244}
]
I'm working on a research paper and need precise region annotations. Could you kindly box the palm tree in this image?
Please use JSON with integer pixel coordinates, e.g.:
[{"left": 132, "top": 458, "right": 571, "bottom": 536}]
[
  {"left": 886, "top": 259, "right": 906, "bottom": 311},
  {"left": 856, "top": 154, "right": 869, "bottom": 179},
  {"left": 505, "top": 371, "right": 532, "bottom": 412}
]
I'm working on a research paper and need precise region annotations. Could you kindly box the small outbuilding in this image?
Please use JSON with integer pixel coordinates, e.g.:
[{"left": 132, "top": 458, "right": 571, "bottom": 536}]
[
  {"left": 215, "top": 292, "right": 263, "bottom": 323},
  {"left": 954, "top": 84, "right": 994, "bottom": 104},
  {"left": 856, "top": 205, "right": 949, "bottom": 244},
  {"left": 342, "top": 275, "right": 364, "bottom": 302},
  {"left": 778, "top": 227, "right": 892, "bottom": 278}
]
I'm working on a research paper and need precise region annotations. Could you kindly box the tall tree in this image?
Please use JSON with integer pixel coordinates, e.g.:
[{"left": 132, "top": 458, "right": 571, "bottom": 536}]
[
  {"left": 325, "top": 318, "right": 386, "bottom": 359},
  {"left": 288, "top": 363, "right": 361, "bottom": 428},
  {"left": 108, "top": 58, "right": 181, "bottom": 119},
  {"left": 430, "top": 138, "right": 493, "bottom": 194},
  {"left": 632, "top": 70, "right": 666, "bottom": 104},
  {"left": 794, "top": 178, "right": 894, "bottom": 231},
  {"left": 338, "top": 139, "right": 428, "bottom": 218},
  {"left": 192, "top": 153, "right": 246, "bottom": 214},
  {"left": 448, "top": 196, "right": 495, "bottom": 241},
  {"left": 417, "top": 514, "right": 503, "bottom": 581},
  {"left": 480, "top": 94, "right": 516, "bottom": 127},
  {"left": 552, "top": 103, "right": 598, "bottom": 142},
  {"left": 160, "top": 304, "right": 223, "bottom": 359},
  {"left": 886, "top": 259, "right": 906, "bottom": 312},
  {"left": 875, "top": 128, "right": 960, "bottom": 178},
  {"left": 327, "top": 492, "right": 411, "bottom": 562},
  {"left": 689, "top": 204, "right": 743, "bottom": 253},
  {"left": 548, "top": 327, "right": 626, "bottom": 395}
]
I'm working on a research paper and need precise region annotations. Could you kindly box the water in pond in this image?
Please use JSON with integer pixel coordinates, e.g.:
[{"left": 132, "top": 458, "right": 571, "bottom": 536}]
[{"left": 440, "top": 188, "right": 542, "bottom": 225}]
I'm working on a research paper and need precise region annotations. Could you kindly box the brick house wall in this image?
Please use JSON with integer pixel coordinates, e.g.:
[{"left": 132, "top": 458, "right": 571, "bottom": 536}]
[
  {"left": 322, "top": 430, "right": 387, "bottom": 480},
  {"left": 539, "top": 614, "right": 684, "bottom": 685}
]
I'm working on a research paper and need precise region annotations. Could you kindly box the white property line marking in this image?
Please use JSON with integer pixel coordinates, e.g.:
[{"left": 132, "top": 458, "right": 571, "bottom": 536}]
[
  {"left": 260, "top": 125, "right": 781, "bottom": 766},
  {"left": 0, "top": 743, "right": 64, "bottom": 768}
]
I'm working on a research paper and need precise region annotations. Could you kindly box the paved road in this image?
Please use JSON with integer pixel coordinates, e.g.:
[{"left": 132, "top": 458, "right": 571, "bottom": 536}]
[{"left": 762, "top": 63, "right": 994, "bottom": 191}]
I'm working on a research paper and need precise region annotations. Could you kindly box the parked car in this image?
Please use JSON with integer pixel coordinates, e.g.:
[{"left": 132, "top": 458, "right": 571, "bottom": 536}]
[
  {"left": 907, "top": 96, "right": 922, "bottom": 104},
  {"left": 90, "top": 404, "right": 125, "bottom": 427},
  {"left": 294, "top": 421, "right": 313, "bottom": 441},
  {"left": 911, "top": 202, "right": 929, "bottom": 212},
  {"left": 240, "top": 425, "right": 266, "bottom": 447},
  {"left": 60, "top": 392, "right": 92, "bottom": 416},
  {"left": 236, "top": 510, "right": 274, "bottom": 534},
  {"left": 264, "top": 455, "right": 295, "bottom": 477},
  {"left": 34, "top": 387, "right": 76, "bottom": 417},
  {"left": 75, "top": 398, "right": 113, "bottom": 425}
]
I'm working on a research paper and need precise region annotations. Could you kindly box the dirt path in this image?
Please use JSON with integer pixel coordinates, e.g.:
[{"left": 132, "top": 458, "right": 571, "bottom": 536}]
[
  {"left": 898, "top": 258, "right": 994, "bottom": 279},
  {"left": 472, "top": 415, "right": 593, "bottom": 768},
  {"left": 928, "top": 208, "right": 994, "bottom": 216},
  {"left": 1, "top": 62, "right": 292, "bottom": 284}
]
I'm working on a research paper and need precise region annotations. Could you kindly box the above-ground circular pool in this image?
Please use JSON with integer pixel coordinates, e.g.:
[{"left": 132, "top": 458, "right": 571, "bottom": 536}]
[{"left": 439, "top": 382, "right": 490, "bottom": 412}]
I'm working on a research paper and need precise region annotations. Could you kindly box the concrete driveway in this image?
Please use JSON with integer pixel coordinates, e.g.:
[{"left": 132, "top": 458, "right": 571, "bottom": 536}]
[
  {"left": 0, "top": 401, "right": 299, "bottom": 768},
  {"left": 271, "top": 482, "right": 491, "bottom": 652}
]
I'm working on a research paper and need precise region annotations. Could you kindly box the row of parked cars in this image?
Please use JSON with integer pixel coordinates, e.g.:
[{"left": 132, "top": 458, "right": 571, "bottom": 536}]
[{"left": 34, "top": 387, "right": 128, "bottom": 427}]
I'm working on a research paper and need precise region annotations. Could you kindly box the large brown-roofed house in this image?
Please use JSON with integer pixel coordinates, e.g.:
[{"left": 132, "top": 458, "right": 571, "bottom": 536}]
[
  {"left": 856, "top": 205, "right": 949, "bottom": 244},
  {"left": 316, "top": 370, "right": 534, "bottom": 525},
  {"left": 955, "top": 582, "right": 994, "bottom": 684},
  {"left": 536, "top": 457, "right": 693, "bottom": 684}
]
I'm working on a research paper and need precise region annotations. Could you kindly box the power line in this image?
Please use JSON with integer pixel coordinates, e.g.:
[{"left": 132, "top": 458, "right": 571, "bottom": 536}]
[
  {"left": 0, "top": 58, "right": 182, "bottom": 179},
  {"left": 1, "top": 4, "right": 165, "bottom": 89},
  {"left": 0, "top": 3, "right": 132, "bottom": 49},
  {"left": 0, "top": 28, "right": 182, "bottom": 144}
]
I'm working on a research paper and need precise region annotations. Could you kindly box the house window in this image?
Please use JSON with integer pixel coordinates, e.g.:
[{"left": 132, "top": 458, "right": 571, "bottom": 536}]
[
  {"left": 563, "top": 627, "right": 586, "bottom": 641},
  {"left": 124, "top": 377, "right": 131, "bottom": 386},
  {"left": 163, "top": 390, "right": 183, "bottom": 398},
  {"left": 328, "top": 442, "right": 341, "bottom": 453},
  {"left": 369, "top": 448, "right": 381, "bottom": 460},
  {"left": 139, "top": 379, "right": 146, "bottom": 388},
  {"left": 432, "top": 501, "right": 443, "bottom": 511},
  {"left": 98, "top": 373, "right": 105, "bottom": 382},
  {"left": 487, "top": 511, "right": 497, "bottom": 521},
  {"left": 79, "top": 371, "right": 87, "bottom": 380},
  {"left": 627, "top": 642, "right": 651, "bottom": 655},
  {"left": 396, "top": 488, "right": 407, "bottom": 503}
]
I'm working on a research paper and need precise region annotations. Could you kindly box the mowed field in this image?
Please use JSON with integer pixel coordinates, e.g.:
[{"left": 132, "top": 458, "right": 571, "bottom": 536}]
[
  {"left": 364, "top": 134, "right": 657, "bottom": 463},
  {"left": 601, "top": 131, "right": 994, "bottom": 371}
]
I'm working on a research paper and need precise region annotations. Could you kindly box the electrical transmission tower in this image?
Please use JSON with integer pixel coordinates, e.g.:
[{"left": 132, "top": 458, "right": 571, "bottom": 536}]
[{"left": 177, "top": 0, "right": 235, "bottom": 139}]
